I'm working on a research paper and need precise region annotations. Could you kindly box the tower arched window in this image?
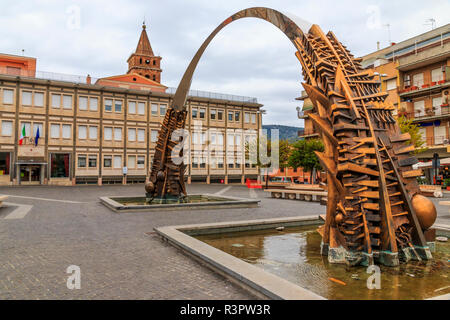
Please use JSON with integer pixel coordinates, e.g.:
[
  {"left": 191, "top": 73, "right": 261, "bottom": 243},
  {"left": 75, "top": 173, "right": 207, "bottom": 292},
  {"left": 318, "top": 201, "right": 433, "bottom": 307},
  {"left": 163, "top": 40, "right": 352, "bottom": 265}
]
[
  {"left": 139, "top": 58, "right": 142, "bottom": 64},
  {"left": 153, "top": 75, "right": 156, "bottom": 81}
]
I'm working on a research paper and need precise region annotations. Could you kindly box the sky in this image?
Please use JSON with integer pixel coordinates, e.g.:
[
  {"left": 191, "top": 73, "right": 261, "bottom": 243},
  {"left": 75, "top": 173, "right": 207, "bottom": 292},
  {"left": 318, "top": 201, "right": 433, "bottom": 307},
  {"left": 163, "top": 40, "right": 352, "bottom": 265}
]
[{"left": 1, "top": 0, "right": 449, "bottom": 127}]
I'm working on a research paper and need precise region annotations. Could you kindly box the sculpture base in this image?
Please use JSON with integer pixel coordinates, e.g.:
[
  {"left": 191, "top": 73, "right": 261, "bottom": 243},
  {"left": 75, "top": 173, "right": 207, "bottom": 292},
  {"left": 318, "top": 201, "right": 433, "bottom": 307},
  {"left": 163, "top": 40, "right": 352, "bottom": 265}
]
[
  {"left": 100, "top": 194, "right": 260, "bottom": 213},
  {"left": 322, "top": 242, "right": 374, "bottom": 266},
  {"left": 378, "top": 251, "right": 400, "bottom": 267}
]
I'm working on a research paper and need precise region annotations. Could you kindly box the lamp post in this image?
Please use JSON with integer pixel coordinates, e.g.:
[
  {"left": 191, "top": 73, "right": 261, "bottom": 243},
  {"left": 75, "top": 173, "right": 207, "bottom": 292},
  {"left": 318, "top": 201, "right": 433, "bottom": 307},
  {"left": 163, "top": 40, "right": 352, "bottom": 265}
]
[
  {"left": 373, "top": 72, "right": 388, "bottom": 84},
  {"left": 296, "top": 106, "right": 304, "bottom": 119},
  {"left": 373, "top": 72, "right": 388, "bottom": 93}
]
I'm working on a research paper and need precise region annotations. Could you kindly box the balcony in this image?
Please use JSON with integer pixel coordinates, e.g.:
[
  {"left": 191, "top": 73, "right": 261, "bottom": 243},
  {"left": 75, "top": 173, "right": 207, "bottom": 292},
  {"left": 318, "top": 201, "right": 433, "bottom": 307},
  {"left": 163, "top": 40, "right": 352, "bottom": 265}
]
[
  {"left": 398, "top": 80, "right": 449, "bottom": 98},
  {"left": 422, "top": 135, "right": 449, "bottom": 148},
  {"left": 398, "top": 104, "right": 450, "bottom": 121}
]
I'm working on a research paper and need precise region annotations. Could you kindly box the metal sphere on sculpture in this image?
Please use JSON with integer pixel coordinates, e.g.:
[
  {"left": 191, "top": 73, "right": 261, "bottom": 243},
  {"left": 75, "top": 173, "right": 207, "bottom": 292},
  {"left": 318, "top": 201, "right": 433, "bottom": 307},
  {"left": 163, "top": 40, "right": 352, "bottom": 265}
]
[{"left": 411, "top": 194, "right": 437, "bottom": 230}]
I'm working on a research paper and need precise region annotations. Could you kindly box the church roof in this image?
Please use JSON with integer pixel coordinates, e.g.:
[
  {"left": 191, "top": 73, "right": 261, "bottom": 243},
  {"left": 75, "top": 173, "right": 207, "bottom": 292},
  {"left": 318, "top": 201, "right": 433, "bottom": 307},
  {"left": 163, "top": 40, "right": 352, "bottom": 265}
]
[
  {"left": 135, "top": 23, "right": 154, "bottom": 56},
  {"left": 95, "top": 73, "right": 167, "bottom": 92}
]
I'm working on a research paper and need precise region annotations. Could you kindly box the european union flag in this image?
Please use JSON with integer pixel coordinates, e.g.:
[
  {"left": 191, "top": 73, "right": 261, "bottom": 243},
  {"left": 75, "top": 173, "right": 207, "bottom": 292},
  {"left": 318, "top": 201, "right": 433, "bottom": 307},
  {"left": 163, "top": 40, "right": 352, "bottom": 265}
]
[{"left": 35, "top": 127, "right": 40, "bottom": 146}]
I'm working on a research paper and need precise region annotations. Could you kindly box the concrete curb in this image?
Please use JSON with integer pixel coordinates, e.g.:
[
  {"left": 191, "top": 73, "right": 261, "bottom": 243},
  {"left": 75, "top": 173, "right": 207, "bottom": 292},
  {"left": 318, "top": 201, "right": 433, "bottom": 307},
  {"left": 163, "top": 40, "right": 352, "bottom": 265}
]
[
  {"left": 154, "top": 216, "right": 450, "bottom": 300},
  {"left": 100, "top": 193, "right": 260, "bottom": 213},
  {"left": 154, "top": 215, "right": 326, "bottom": 300}
]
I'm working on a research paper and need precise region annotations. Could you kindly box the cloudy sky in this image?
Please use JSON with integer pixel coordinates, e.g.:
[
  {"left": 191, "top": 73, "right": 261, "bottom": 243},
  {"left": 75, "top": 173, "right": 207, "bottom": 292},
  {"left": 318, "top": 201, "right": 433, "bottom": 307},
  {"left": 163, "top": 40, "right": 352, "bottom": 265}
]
[{"left": 1, "top": 0, "right": 448, "bottom": 126}]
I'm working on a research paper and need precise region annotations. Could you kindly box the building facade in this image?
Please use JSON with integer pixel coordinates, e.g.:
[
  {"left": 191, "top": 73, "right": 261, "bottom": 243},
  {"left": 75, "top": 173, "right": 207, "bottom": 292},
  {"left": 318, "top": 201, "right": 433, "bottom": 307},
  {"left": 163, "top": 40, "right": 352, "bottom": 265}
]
[
  {"left": 300, "top": 24, "right": 450, "bottom": 162},
  {"left": 362, "top": 24, "right": 450, "bottom": 161},
  {"left": 0, "top": 24, "right": 262, "bottom": 186}
]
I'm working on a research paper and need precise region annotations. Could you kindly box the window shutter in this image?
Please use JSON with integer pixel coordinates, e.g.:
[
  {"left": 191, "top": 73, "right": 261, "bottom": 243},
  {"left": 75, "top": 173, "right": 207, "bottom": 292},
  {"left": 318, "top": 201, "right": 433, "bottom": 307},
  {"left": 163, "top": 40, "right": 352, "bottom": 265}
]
[
  {"left": 62, "top": 124, "right": 71, "bottom": 139},
  {"left": 79, "top": 126, "right": 87, "bottom": 139},
  {"left": 3, "top": 89, "right": 14, "bottom": 104},
  {"left": 89, "top": 126, "right": 98, "bottom": 139},
  {"left": 51, "top": 124, "right": 60, "bottom": 138}
]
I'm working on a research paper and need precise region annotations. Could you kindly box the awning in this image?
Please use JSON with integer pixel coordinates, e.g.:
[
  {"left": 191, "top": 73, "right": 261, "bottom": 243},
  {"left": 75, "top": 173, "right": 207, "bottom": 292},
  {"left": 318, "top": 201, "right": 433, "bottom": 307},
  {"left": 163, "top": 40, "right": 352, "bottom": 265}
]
[
  {"left": 16, "top": 162, "right": 47, "bottom": 165},
  {"left": 412, "top": 157, "right": 450, "bottom": 170},
  {"left": 413, "top": 161, "right": 432, "bottom": 169}
]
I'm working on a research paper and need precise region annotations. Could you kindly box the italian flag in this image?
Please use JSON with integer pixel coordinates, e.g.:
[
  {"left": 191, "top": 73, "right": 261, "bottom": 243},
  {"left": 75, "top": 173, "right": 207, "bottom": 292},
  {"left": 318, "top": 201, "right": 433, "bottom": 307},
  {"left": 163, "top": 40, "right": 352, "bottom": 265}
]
[{"left": 19, "top": 125, "right": 26, "bottom": 145}]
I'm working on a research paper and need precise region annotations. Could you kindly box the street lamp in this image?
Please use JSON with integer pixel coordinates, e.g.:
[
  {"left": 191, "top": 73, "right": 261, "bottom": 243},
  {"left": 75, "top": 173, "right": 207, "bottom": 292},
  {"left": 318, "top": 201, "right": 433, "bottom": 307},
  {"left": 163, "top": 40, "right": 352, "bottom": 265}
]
[
  {"left": 373, "top": 72, "right": 388, "bottom": 84},
  {"left": 296, "top": 106, "right": 304, "bottom": 119}
]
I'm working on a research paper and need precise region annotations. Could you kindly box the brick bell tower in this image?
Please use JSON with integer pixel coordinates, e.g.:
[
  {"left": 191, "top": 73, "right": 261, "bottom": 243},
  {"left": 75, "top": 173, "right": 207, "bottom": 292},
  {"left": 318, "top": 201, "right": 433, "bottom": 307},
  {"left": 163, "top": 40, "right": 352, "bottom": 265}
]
[{"left": 127, "top": 22, "right": 162, "bottom": 83}]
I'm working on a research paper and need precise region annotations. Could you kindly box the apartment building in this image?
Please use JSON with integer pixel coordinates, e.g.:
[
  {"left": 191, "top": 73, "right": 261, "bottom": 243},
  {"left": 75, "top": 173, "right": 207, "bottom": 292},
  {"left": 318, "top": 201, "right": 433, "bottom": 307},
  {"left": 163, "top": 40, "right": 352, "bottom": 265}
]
[
  {"left": 362, "top": 23, "right": 450, "bottom": 160},
  {"left": 0, "top": 24, "right": 262, "bottom": 186}
]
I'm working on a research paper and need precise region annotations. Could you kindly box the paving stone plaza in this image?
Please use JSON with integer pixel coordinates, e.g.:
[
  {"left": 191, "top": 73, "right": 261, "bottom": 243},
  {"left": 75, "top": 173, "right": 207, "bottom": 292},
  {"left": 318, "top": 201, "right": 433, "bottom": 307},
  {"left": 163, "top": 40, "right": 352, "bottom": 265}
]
[{"left": 0, "top": 184, "right": 449, "bottom": 299}]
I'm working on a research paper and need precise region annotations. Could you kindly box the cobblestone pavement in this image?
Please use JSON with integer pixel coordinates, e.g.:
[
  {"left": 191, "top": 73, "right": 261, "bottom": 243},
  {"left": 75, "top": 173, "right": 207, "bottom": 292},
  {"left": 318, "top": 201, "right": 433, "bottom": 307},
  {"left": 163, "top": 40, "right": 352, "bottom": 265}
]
[
  {"left": 1, "top": 184, "right": 448, "bottom": 300},
  {"left": 0, "top": 183, "right": 326, "bottom": 300}
]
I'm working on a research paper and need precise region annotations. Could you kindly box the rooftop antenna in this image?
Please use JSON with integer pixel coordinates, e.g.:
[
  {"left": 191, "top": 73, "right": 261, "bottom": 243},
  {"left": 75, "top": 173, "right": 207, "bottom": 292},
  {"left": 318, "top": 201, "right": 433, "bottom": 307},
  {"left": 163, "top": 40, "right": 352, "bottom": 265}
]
[
  {"left": 424, "top": 18, "right": 436, "bottom": 30},
  {"left": 384, "top": 23, "right": 392, "bottom": 45}
]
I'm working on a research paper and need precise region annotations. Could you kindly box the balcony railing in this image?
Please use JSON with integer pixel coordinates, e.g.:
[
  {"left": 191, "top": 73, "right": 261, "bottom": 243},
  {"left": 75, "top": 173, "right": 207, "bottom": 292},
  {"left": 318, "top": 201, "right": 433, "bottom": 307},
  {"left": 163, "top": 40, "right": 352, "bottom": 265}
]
[
  {"left": 398, "top": 105, "right": 450, "bottom": 120},
  {"left": 0, "top": 66, "right": 258, "bottom": 104},
  {"left": 165, "top": 87, "right": 258, "bottom": 103},
  {"left": 0, "top": 66, "right": 99, "bottom": 84},
  {"left": 422, "top": 135, "right": 449, "bottom": 147},
  {"left": 398, "top": 79, "right": 448, "bottom": 94}
]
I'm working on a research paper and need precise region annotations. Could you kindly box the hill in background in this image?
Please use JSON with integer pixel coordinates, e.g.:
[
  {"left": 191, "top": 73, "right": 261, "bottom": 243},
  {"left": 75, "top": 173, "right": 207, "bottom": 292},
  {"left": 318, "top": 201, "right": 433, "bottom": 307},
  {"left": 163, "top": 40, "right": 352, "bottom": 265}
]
[{"left": 262, "top": 125, "right": 304, "bottom": 142}]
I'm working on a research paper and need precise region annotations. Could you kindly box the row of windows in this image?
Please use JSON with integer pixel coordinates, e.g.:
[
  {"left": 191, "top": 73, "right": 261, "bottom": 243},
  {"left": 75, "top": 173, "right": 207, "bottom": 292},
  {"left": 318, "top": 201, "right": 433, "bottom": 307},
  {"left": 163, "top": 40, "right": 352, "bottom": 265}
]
[
  {"left": 76, "top": 154, "right": 256, "bottom": 170},
  {"left": 191, "top": 132, "right": 256, "bottom": 146},
  {"left": 0, "top": 89, "right": 170, "bottom": 116},
  {"left": 1, "top": 89, "right": 258, "bottom": 125},
  {"left": 412, "top": 96, "right": 445, "bottom": 116},
  {"left": 404, "top": 67, "right": 445, "bottom": 87},
  {"left": 2, "top": 120, "right": 257, "bottom": 147},
  {"left": 2, "top": 120, "right": 257, "bottom": 149},
  {"left": 191, "top": 156, "right": 257, "bottom": 169},
  {"left": 191, "top": 107, "right": 257, "bottom": 124},
  {"left": 77, "top": 154, "right": 145, "bottom": 169},
  {"left": 51, "top": 126, "right": 158, "bottom": 142},
  {"left": 0, "top": 150, "right": 257, "bottom": 178},
  {"left": 22, "top": 90, "right": 44, "bottom": 107},
  {"left": 0, "top": 121, "right": 43, "bottom": 138},
  {"left": 0, "top": 121, "right": 160, "bottom": 143}
]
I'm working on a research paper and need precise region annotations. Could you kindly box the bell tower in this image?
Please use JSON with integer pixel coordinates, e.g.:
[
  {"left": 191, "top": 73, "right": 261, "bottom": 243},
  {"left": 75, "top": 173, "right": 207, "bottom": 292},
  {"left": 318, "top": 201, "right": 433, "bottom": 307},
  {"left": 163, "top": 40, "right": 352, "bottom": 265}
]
[{"left": 127, "top": 22, "right": 162, "bottom": 83}]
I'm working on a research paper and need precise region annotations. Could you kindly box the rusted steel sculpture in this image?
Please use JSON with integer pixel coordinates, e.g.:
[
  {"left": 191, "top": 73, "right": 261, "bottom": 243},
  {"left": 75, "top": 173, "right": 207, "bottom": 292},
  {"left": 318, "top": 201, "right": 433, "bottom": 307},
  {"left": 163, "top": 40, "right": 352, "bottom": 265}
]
[{"left": 145, "top": 7, "right": 435, "bottom": 266}]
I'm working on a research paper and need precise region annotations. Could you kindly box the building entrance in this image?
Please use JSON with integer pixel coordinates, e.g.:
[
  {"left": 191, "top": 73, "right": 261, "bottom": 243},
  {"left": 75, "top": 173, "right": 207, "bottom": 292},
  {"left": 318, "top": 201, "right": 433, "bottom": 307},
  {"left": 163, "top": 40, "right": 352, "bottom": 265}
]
[{"left": 19, "top": 165, "right": 43, "bottom": 184}]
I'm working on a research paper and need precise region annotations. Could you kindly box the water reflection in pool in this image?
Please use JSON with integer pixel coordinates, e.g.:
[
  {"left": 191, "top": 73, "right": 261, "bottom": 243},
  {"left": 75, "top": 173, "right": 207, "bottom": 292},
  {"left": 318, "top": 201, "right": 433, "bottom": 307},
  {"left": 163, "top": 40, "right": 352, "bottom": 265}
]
[{"left": 195, "top": 226, "right": 450, "bottom": 299}]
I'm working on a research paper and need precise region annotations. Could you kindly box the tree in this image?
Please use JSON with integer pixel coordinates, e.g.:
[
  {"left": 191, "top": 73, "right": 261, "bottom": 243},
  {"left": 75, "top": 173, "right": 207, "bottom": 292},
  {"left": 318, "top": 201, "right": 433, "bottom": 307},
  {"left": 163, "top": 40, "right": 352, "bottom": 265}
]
[
  {"left": 244, "top": 135, "right": 270, "bottom": 168},
  {"left": 397, "top": 116, "right": 427, "bottom": 154},
  {"left": 244, "top": 137, "right": 291, "bottom": 169},
  {"left": 279, "top": 139, "right": 292, "bottom": 170},
  {"left": 288, "top": 138, "right": 324, "bottom": 183}
]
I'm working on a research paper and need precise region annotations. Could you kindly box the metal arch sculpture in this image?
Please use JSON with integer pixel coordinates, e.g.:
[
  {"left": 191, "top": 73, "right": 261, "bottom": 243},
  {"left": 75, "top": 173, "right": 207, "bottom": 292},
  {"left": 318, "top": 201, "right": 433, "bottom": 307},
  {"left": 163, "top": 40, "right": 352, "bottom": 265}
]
[{"left": 145, "top": 7, "right": 436, "bottom": 266}]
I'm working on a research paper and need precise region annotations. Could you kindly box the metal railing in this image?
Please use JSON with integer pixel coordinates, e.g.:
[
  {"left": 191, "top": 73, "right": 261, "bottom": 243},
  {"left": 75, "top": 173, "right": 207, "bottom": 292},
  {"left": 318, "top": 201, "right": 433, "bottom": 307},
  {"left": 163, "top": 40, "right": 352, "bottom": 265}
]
[
  {"left": 0, "top": 66, "right": 99, "bottom": 84},
  {"left": 166, "top": 87, "right": 258, "bottom": 103},
  {"left": 398, "top": 105, "right": 450, "bottom": 120},
  {"left": 422, "top": 135, "right": 449, "bottom": 147},
  {"left": 0, "top": 67, "right": 258, "bottom": 103},
  {"left": 398, "top": 79, "right": 448, "bottom": 94}
]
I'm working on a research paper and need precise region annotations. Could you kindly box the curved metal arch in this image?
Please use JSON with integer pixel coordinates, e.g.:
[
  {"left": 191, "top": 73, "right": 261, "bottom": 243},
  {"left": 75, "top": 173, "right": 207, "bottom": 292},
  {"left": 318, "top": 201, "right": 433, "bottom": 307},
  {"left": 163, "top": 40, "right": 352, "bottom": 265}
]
[
  {"left": 147, "top": 7, "right": 434, "bottom": 267},
  {"left": 171, "top": 7, "right": 313, "bottom": 110}
]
